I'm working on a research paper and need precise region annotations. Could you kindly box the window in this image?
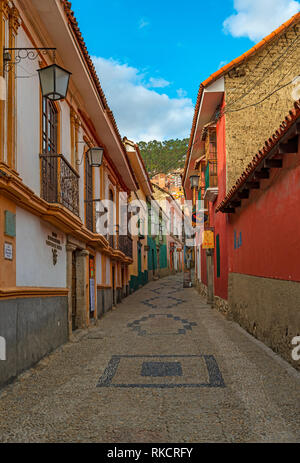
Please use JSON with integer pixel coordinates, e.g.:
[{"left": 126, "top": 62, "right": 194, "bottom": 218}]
[
  {"left": 42, "top": 98, "right": 58, "bottom": 154},
  {"left": 41, "top": 98, "right": 58, "bottom": 204}
]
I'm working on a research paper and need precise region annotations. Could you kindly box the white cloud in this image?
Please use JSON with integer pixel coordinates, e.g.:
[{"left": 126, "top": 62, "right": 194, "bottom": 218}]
[
  {"left": 148, "top": 77, "right": 170, "bottom": 88},
  {"left": 176, "top": 88, "right": 187, "bottom": 98},
  {"left": 92, "top": 56, "right": 193, "bottom": 142},
  {"left": 138, "top": 18, "right": 150, "bottom": 29},
  {"left": 223, "top": 0, "right": 300, "bottom": 42}
]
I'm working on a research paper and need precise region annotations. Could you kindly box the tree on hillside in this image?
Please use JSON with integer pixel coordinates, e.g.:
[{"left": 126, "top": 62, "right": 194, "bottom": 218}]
[{"left": 137, "top": 138, "right": 189, "bottom": 176}]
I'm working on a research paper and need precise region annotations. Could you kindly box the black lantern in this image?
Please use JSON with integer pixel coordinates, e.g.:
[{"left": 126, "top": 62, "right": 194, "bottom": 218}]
[
  {"left": 37, "top": 64, "right": 71, "bottom": 101},
  {"left": 87, "top": 147, "right": 104, "bottom": 167},
  {"left": 189, "top": 174, "right": 200, "bottom": 189}
]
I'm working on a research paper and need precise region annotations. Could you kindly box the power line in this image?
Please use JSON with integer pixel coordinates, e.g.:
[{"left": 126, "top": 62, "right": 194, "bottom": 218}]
[
  {"left": 225, "top": 32, "right": 300, "bottom": 111},
  {"left": 141, "top": 34, "right": 300, "bottom": 178},
  {"left": 224, "top": 78, "right": 296, "bottom": 114}
]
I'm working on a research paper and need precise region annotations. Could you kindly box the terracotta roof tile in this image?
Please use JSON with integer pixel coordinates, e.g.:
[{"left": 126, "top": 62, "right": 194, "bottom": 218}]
[{"left": 215, "top": 99, "right": 300, "bottom": 212}]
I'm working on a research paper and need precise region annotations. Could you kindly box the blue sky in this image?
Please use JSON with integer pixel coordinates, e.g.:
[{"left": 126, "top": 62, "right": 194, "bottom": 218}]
[{"left": 70, "top": 0, "right": 299, "bottom": 141}]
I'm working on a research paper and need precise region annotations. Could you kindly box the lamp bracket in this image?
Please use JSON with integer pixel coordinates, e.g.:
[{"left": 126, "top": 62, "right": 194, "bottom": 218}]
[{"left": 3, "top": 47, "right": 56, "bottom": 72}]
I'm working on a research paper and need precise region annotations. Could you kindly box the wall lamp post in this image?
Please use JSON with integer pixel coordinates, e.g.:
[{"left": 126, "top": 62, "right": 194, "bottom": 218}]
[
  {"left": 189, "top": 174, "right": 200, "bottom": 208},
  {"left": 3, "top": 47, "right": 71, "bottom": 101}
]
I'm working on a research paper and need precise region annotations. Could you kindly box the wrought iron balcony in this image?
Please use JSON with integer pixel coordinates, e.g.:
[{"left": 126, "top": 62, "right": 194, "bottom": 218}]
[
  {"left": 118, "top": 234, "right": 133, "bottom": 259},
  {"left": 40, "top": 154, "right": 79, "bottom": 216},
  {"left": 109, "top": 234, "right": 115, "bottom": 249}
]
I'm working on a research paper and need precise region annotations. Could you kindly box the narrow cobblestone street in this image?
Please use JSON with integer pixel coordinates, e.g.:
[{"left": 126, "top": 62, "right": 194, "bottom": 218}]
[{"left": 0, "top": 274, "right": 299, "bottom": 443}]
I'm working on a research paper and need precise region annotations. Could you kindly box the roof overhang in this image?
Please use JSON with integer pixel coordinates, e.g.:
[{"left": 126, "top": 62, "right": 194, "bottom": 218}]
[
  {"left": 204, "top": 187, "right": 219, "bottom": 203},
  {"left": 124, "top": 141, "right": 153, "bottom": 197},
  {"left": 21, "top": 0, "right": 137, "bottom": 190},
  {"left": 183, "top": 77, "right": 224, "bottom": 198}
]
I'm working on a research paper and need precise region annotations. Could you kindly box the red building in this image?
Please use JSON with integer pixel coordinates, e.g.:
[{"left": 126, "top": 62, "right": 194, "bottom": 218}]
[{"left": 183, "top": 13, "right": 300, "bottom": 369}]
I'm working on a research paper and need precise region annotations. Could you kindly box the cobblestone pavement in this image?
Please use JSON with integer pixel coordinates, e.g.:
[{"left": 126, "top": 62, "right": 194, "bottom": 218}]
[{"left": 0, "top": 274, "right": 299, "bottom": 443}]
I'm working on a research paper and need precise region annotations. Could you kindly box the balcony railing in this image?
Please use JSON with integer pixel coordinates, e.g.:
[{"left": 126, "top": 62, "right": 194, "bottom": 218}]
[
  {"left": 40, "top": 154, "right": 79, "bottom": 216},
  {"left": 118, "top": 234, "right": 133, "bottom": 259},
  {"left": 205, "top": 161, "right": 218, "bottom": 190},
  {"left": 109, "top": 234, "right": 115, "bottom": 249}
]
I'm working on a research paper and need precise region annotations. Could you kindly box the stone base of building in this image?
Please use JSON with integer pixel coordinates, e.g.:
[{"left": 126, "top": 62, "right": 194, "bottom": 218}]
[
  {"left": 214, "top": 295, "right": 230, "bottom": 317},
  {"left": 0, "top": 296, "right": 68, "bottom": 389},
  {"left": 129, "top": 271, "right": 149, "bottom": 293},
  {"left": 228, "top": 273, "right": 300, "bottom": 371},
  {"left": 194, "top": 280, "right": 230, "bottom": 316},
  {"left": 158, "top": 267, "right": 171, "bottom": 278},
  {"left": 195, "top": 280, "right": 208, "bottom": 299},
  {"left": 97, "top": 288, "right": 113, "bottom": 318}
]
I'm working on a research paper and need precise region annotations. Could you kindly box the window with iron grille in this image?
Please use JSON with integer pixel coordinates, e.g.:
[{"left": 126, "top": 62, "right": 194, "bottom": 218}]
[
  {"left": 85, "top": 153, "right": 93, "bottom": 232},
  {"left": 41, "top": 98, "right": 58, "bottom": 203}
]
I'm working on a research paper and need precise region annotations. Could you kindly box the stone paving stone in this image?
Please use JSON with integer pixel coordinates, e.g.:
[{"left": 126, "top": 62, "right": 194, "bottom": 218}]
[{"left": 0, "top": 274, "right": 299, "bottom": 443}]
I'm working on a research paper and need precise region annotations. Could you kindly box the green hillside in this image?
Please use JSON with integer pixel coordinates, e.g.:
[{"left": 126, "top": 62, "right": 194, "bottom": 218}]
[{"left": 138, "top": 138, "right": 189, "bottom": 176}]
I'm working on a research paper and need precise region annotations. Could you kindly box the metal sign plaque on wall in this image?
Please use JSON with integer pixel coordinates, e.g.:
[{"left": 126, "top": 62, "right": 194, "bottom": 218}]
[
  {"left": 4, "top": 242, "right": 13, "bottom": 260},
  {"left": 46, "top": 232, "right": 62, "bottom": 265}
]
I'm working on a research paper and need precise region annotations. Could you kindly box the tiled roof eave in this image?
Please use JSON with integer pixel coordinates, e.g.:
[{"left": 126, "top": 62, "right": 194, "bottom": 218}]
[
  {"left": 215, "top": 100, "right": 300, "bottom": 213},
  {"left": 60, "top": 1, "right": 133, "bottom": 170}
]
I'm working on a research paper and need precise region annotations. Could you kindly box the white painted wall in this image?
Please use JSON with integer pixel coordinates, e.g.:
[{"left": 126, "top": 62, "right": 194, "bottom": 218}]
[
  {"left": 106, "top": 258, "right": 111, "bottom": 285},
  {"left": 96, "top": 252, "right": 102, "bottom": 285},
  {"left": 60, "top": 102, "right": 71, "bottom": 161},
  {"left": 16, "top": 29, "right": 41, "bottom": 195},
  {"left": 16, "top": 207, "right": 67, "bottom": 287},
  {"left": 77, "top": 130, "right": 85, "bottom": 223}
]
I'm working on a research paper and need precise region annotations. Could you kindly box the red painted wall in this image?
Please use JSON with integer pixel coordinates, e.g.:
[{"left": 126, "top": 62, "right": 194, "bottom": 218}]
[
  {"left": 228, "top": 137, "right": 300, "bottom": 282},
  {"left": 206, "top": 97, "right": 229, "bottom": 300}
]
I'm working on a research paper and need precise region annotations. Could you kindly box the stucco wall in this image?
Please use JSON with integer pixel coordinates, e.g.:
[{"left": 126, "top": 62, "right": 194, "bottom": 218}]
[
  {"left": 210, "top": 97, "right": 229, "bottom": 300},
  {"left": 106, "top": 258, "right": 111, "bottom": 285},
  {"left": 16, "top": 207, "right": 66, "bottom": 287},
  {"left": 227, "top": 140, "right": 300, "bottom": 282},
  {"left": 96, "top": 253, "right": 102, "bottom": 285},
  {"left": 97, "top": 288, "right": 113, "bottom": 318},
  {"left": 228, "top": 273, "right": 300, "bottom": 371},
  {"left": 224, "top": 21, "right": 300, "bottom": 191},
  {"left": 16, "top": 29, "right": 40, "bottom": 195}
]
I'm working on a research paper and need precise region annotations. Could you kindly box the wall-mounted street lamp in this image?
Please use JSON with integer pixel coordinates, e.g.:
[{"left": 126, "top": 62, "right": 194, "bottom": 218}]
[
  {"left": 76, "top": 144, "right": 104, "bottom": 168},
  {"left": 86, "top": 147, "right": 104, "bottom": 167},
  {"left": 189, "top": 174, "right": 200, "bottom": 190},
  {"left": 189, "top": 174, "right": 200, "bottom": 229},
  {"left": 3, "top": 47, "right": 71, "bottom": 101},
  {"left": 37, "top": 63, "right": 71, "bottom": 101}
]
